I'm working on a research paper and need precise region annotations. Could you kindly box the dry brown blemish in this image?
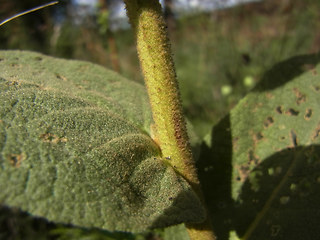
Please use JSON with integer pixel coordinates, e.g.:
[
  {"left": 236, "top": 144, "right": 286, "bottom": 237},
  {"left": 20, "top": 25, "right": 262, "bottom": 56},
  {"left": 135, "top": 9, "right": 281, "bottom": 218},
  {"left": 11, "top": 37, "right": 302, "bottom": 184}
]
[
  {"left": 284, "top": 108, "right": 299, "bottom": 116},
  {"left": 235, "top": 164, "right": 250, "bottom": 183},
  {"left": 279, "top": 136, "right": 286, "bottom": 141},
  {"left": 313, "top": 85, "right": 320, "bottom": 92},
  {"left": 266, "top": 92, "right": 274, "bottom": 99},
  {"left": 253, "top": 132, "right": 264, "bottom": 144},
  {"left": 293, "top": 87, "right": 306, "bottom": 105},
  {"left": 7, "top": 153, "right": 25, "bottom": 167},
  {"left": 312, "top": 124, "right": 320, "bottom": 141},
  {"left": 248, "top": 149, "right": 260, "bottom": 164},
  {"left": 276, "top": 106, "right": 283, "bottom": 114},
  {"left": 252, "top": 102, "right": 263, "bottom": 112},
  {"left": 40, "top": 133, "right": 67, "bottom": 144},
  {"left": 304, "top": 108, "right": 312, "bottom": 120},
  {"left": 264, "top": 116, "right": 274, "bottom": 128}
]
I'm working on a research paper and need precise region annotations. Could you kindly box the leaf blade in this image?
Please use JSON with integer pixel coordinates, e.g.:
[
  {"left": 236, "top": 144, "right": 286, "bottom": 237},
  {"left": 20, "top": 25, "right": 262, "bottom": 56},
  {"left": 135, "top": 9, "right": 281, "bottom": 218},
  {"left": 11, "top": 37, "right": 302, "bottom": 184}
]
[{"left": 0, "top": 50, "right": 205, "bottom": 232}]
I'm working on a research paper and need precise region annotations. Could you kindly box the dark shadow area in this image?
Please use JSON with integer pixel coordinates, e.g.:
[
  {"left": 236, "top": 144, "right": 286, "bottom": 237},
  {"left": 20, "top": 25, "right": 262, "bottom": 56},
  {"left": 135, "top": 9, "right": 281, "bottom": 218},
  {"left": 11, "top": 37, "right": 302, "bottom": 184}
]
[
  {"left": 235, "top": 145, "right": 320, "bottom": 240},
  {"left": 0, "top": 205, "right": 135, "bottom": 240},
  {"left": 253, "top": 52, "right": 320, "bottom": 92},
  {"left": 197, "top": 114, "right": 234, "bottom": 240},
  {"left": 0, "top": 205, "right": 56, "bottom": 240},
  {"left": 150, "top": 184, "right": 206, "bottom": 230},
  {"left": 197, "top": 113, "right": 320, "bottom": 240}
]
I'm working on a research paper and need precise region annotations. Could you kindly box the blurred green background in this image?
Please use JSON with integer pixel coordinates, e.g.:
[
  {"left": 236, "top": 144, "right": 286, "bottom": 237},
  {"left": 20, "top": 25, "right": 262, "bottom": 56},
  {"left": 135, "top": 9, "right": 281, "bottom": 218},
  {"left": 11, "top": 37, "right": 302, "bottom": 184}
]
[
  {"left": 1, "top": 0, "right": 320, "bottom": 137},
  {"left": 1, "top": 0, "right": 320, "bottom": 239}
]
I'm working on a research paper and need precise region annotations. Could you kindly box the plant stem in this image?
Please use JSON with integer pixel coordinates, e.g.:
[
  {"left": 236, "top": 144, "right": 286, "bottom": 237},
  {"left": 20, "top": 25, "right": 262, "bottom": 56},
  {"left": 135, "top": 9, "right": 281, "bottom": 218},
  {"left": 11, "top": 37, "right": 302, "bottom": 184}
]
[{"left": 124, "top": 1, "right": 216, "bottom": 239}]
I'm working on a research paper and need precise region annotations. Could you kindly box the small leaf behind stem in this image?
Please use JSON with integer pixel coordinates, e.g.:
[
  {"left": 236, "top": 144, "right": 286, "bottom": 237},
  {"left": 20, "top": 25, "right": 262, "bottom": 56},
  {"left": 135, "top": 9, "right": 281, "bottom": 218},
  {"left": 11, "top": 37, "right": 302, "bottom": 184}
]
[{"left": 199, "top": 53, "right": 320, "bottom": 240}]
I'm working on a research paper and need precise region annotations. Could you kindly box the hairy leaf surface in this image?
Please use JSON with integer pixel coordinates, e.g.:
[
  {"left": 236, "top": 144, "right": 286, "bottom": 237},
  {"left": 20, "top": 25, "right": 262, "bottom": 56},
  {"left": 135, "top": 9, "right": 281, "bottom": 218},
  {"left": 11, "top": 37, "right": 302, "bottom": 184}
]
[
  {"left": 0, "top": 50, "right": 205, "bottom": 233},
  {"left": 199, "top": 53, "right": 320, "bottom": 240}
]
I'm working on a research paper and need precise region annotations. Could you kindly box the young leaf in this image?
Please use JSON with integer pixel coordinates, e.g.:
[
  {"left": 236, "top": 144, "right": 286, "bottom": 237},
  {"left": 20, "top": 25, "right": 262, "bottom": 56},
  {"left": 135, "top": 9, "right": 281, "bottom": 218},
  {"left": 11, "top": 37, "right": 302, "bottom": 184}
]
[
  {"left": 199, "top": 53, "right": 320, "bottom": 239},
  {"left": 0, "top": 50, "right": 205, "bottom": 233}
]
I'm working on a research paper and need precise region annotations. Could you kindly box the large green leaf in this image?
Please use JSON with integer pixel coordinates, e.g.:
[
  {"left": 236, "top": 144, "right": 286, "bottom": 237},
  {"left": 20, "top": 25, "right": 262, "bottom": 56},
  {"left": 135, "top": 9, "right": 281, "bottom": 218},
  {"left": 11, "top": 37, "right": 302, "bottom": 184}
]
[
  {"left": 0, "top": 50, "right": 205, "bottom": 233},
  {"left": 199, "top": 53, "right": 320, "bottom": 239}
]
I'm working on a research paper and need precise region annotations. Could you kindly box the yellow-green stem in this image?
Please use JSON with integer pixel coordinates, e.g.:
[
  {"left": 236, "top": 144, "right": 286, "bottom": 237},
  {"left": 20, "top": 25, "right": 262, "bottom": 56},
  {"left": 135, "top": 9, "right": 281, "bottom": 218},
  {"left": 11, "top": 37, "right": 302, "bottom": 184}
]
[
  {"left": 124, "top": 0, "right": 196, "bottom": 191},
  {"left": 124, "top": 1, "right": 216, "bottom": 239}
]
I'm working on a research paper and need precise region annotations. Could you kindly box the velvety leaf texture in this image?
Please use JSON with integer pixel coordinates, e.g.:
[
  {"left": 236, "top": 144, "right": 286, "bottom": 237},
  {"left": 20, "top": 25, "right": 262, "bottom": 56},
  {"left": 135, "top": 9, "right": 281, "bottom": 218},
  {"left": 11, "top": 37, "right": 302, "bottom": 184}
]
[
  {"left": 0, "top": 50, "right": 205, "bottom": 233},
  {"left": 199, "top": 53, "right": 320, "bottom": 240}
]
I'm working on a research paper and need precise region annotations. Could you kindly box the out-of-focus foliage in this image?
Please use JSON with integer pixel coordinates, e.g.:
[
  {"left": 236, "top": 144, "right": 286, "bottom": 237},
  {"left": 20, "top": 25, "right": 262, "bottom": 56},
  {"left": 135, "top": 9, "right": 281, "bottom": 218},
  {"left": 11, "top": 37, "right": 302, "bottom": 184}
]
[
  {"left": 2, "top": 0, "right": 319, "bottom": 136},
  {"left": 171, "top": 0, "right": 320, "bottom": 136},
  {"left": 1, "top": 0, "right": 320, "bottom": 239},
  {"left": 0, "top": 0, "right": 66, "bottom": 52}
]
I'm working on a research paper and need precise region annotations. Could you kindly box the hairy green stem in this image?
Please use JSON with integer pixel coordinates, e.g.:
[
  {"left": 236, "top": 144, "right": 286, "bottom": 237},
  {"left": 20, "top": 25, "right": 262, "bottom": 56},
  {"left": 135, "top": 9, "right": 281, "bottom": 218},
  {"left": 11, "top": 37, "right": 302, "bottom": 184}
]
[
  {"left": 124, "top": 0, "right": 196, "bottom": 190},
  {"left": 124, "top": 0, "right": 216, "bottom": 239}
]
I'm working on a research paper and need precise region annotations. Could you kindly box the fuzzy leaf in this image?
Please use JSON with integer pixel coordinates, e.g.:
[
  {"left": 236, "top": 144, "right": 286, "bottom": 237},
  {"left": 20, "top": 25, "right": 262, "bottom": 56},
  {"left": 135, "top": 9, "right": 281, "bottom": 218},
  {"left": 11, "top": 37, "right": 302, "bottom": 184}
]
[
  {"left": 0, "top": 50, "right": 205, "bottom": 233},
  {"left": 199, "top": 53, "right": 320, "bottom": 240}
]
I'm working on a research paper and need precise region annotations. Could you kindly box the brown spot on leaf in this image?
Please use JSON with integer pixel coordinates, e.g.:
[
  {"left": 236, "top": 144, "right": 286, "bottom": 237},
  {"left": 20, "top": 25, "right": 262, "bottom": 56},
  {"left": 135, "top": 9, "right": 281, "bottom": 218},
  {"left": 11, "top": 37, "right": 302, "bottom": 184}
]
[
  {"left": 312, "top": 124, "right": 320, "bottom": 141},
  {"left": 40, "top": 133, "right": 67, "bottom": 144},
  {"left": 279, "top": 136, "right": 286, "bottom": 141},
  {"left": 264, "top": 116, "right": 274, "bottom": 128},
  {"left": 7, "top": 153, "right": 25, "bottom": 167},
  {"left": 252, "top": 102, "right": 263, "bottom": 112},
  {"left": 248, "top": 149, "right": 260, "bottom": 164},
  {"left": 235, "top": 164, "right": 250, "bottom": 183},
  {"left": 313, "top": 85, "right": 320, "bottom": 92},
  {"left": 293, "top": 87, "right": 306, "bottom": 105},
  {"left": 253, "top": 132, "right": 264, "bottom": 145},
  {"left": 276, "top": 106, "right": 283, "bottom": 114},
  {"left": 266, "top": 92, "right": 274, "bottom": 99},
  {"left": 284, "top": 108, "right": 299, "bottom": 116},
  {"left": 304, "top": 108, "right": 312, "bottom": 120}
]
